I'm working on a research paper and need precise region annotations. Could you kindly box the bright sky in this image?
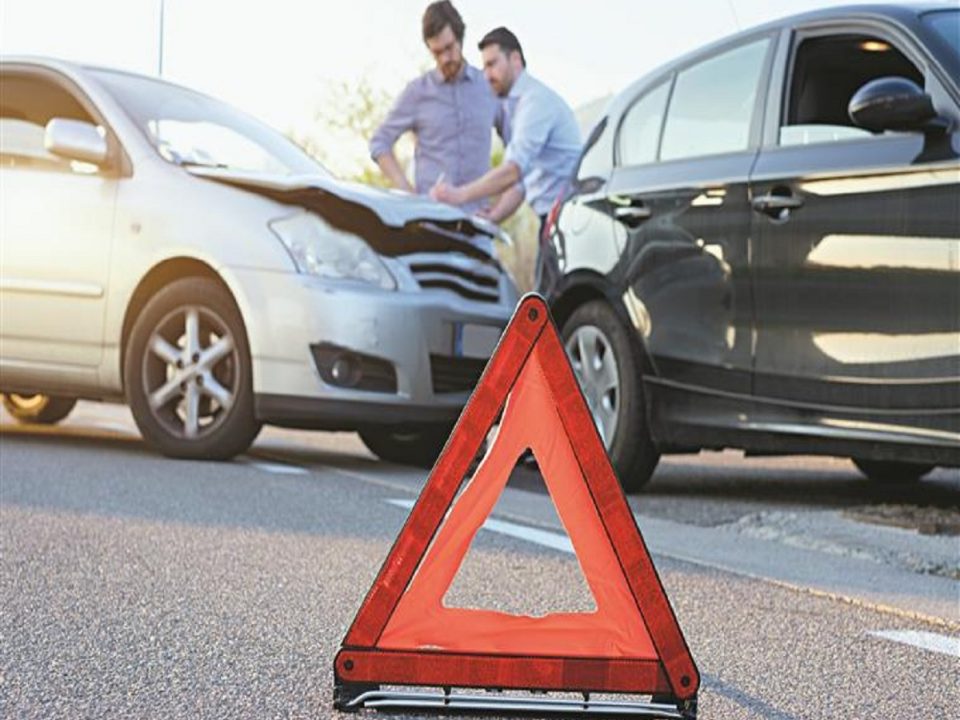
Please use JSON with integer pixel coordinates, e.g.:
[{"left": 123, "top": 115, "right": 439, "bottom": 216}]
[{"left": 1, "top": 0, "right": 902, "bottom": 173}]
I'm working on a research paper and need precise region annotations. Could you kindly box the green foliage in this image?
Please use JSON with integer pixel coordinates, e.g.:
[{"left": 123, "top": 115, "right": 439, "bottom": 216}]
[
  {"left": 321, "top": 77, "right": 392, "bottom": 143},
  {"left": 286, "top": 74, "right": 398, "bottom": 185}
]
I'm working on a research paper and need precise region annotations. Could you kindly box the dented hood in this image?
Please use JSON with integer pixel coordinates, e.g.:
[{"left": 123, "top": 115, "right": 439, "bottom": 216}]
[{"left": 185, "top": 166, "right": 503, "bottom": 240}]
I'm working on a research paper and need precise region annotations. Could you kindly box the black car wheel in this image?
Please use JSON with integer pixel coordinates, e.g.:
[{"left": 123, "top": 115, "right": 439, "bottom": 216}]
[
  {"left": 125, "top": 277, "right": 261, "bottom": 460},
  {"left": 562, "top": 300, "right": 659, "bottom": 492},
  {"left": 360, "top": 424, "right": 453, "bottom": 468},
  {"left": 2, "top": 393, "right": 77, "bottom": 425},
  {"left": 853, "top": 458, "right": 935, "bottom": 484}
]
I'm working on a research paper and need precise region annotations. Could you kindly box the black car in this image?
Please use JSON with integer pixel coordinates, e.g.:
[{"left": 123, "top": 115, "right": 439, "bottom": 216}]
[{"left": 539, "top": 3, "right": 959, "bottom": 491}]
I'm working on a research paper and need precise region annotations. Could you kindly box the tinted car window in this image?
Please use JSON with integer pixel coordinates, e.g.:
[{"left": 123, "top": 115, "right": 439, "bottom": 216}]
[
  {"left": 922, "top": 9, "right": 959, "bottom": 62},
  {"left": 781, "top": 34, "right": 923, "bottom": 146},
  {"left": 617, "top": 80, "right": 670, "bottom": 167},
  {"left": 660, "top": 38, "right": 770, "bottom": 161},
  {"left": 0, "top": 74, "right": 97, "bottom": 172}
]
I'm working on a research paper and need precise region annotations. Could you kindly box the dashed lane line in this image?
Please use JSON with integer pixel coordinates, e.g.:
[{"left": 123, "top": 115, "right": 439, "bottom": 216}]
[
  {"left": 384, "top": 497, "right": 960, "bottom": 633},
  {"left": 868, "top": 630, "right": 960, "bottom": 658},
  {"left": 247, "top": 460, "right": 309, "bottom": 476},
  {"left": 386, "top": 498, "right": 573, "bottom": 552}
]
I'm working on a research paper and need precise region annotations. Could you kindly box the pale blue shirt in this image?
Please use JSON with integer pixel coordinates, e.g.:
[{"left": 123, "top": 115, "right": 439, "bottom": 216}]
[
  {"left": 369, "top": 63, "right": 499, "bottom": 212},
  {"left": 501, "top": 71, "right": 582, "bottom": 215}
]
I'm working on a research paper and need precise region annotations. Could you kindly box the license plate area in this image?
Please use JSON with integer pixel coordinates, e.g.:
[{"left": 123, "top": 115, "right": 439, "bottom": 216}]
[{"left": 452, "top": 323, "right": 502, "bottom": 359}]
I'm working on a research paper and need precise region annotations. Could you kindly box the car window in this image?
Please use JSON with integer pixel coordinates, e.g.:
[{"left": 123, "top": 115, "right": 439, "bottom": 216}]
[
  {"left": 922, "top": 9, "right": 959, "bottom": 63},
  {"left": 660, "top": 38, "right": 770, "bottom": 162},
  {"left": 780, "top": 34, "right": 924, "bottom": 147},
  {"left": 617, "top": 80, "right": 670, "bottom": 167},
  {"left": 0, "top": 73, "right": 99, "bottom": 173}
]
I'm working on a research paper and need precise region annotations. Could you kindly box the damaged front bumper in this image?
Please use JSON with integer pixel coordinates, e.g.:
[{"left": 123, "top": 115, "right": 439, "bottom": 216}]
[
  {"left": 229, "top": 266, "right": 514, "bottom": 431},
  {"left": 195, "top": 165, "right": 518, "bottom": 430}
]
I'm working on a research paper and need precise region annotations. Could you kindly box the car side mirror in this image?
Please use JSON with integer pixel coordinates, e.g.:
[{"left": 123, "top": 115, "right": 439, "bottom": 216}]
[
  {"left": 848, "top": 76, "right": 937, "bottom": 134},
  {"left": 44, "top": 118, "right": 108, "bottom": 166}
]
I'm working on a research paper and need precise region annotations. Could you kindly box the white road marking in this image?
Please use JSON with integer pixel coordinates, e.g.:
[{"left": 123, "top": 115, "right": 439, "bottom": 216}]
[
  {"left": 248, "top": 461, "right": 309, "bottom": 476},
  {"left": 385, "top": 498, "right": 959, "bottom": 632},
  {"left": 92, "top": 422, "right": 136, "bottom": 435},
  {"left": 387, "top": 498, "right": 573, "bottom": 553},
  {"left": 869, "top": 630, "right": 960, "bottom": 658}
]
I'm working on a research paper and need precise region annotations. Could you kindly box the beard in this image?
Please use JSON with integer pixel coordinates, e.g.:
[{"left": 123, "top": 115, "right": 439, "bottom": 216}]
[{"left": 440, "top": 59, "right": 462, "bottom": 81}]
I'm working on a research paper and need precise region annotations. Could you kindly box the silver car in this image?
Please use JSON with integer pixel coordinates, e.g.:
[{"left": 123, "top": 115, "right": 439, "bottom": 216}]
[{"left": 0, "top": 57, "right": 518, "bottom": 464}]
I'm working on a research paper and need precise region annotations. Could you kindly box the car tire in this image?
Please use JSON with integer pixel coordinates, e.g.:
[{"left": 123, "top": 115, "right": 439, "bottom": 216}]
[
  {"left": 2, "top": 393, "right": 77, "bottom": 425},
  {"left": 562, "top": 300, "right": 659, "bottom": 493},
  {"left": 359, "top": 424, "right": 453, "bottom": 468},
  {"left": 852, "top": 458, "right": 934, "bottom": 484},
  {"left": 124, "top": 277, "right": 261, "bottom": 460}
]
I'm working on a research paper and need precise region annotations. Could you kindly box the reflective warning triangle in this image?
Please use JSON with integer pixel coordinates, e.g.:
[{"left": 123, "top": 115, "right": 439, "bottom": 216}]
[{"left": 334, "top": 294, "right": 699, "bottom": 701}]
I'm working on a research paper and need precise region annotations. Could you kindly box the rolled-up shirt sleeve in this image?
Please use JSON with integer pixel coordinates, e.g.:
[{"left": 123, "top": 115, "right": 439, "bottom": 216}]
[
  {"left": 502, "top": 98, "right": 551, "bottom": 177},
  {"left": 369, "top": 80, "right": 418, "bottom": 161}
]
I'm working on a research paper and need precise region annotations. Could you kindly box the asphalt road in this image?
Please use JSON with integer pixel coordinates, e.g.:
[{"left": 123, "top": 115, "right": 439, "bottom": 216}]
[{"left": 1, "top": 403, "right": 958, "bottom": 719}]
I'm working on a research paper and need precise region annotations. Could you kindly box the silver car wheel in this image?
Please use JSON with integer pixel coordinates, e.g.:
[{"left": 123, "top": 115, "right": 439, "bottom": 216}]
[
  {"left": 141, "top": 305, "right": 239, "bottom": 440},
  {"left": 565, "top": 325, "right": 620, "bottom": 447}
]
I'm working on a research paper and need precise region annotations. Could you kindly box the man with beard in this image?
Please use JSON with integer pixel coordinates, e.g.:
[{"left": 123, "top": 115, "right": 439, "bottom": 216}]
[
  {"left": 430, "top": 26, "right": 581, "bottom": 232},
  {"left": 369, "top": 1, "right": 499, "bottom": 213}
]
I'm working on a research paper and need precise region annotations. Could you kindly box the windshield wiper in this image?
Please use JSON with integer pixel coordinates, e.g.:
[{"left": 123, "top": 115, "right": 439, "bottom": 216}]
[{"left": 176, "top": 160, "right": 231, "bottom": 169}]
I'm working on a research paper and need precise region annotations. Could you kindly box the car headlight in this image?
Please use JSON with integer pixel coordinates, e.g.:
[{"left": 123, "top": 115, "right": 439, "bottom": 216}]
[{"left": 269, "top": 212, "right": 396, "bottom": 290}]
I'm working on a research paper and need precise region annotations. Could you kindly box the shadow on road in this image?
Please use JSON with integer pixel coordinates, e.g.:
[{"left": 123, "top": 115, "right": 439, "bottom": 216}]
[{"left": 4, "top": 421, "right": 958, "bottom": 533}]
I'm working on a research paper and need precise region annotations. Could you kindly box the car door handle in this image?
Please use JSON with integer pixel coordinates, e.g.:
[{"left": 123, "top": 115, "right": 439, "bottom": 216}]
[
  {"left": 613, "top": 205, "right": 652, "bottom": 226},
  {"left": 751, "top": 194, "right": 804, "bottom": 212}
]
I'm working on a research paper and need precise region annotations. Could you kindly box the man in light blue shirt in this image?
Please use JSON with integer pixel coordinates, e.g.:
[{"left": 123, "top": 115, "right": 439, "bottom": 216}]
[
  {"left": 369, "top": 2, "right": 499, "bottom": 213},
  {"left": 431, "top": 26, "right": 581, "bottom": 230}
]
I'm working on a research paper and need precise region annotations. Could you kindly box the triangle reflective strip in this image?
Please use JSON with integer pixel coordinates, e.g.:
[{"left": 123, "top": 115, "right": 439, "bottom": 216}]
[
  {"left": 379, "top": 341, "right": 656, "bottom": 658},
  {"left": 335, "top": 295, "right": 699, "bottom": 699}
]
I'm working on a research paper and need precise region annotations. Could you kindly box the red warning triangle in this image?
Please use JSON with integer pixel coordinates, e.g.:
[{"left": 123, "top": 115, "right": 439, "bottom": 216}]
[{"left": 335, "top": 294, "right": 698, "bottom": 704}]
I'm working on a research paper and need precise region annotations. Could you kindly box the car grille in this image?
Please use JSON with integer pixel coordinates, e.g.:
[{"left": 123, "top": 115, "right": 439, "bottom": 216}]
[
  {"left": 430, "top": 354, "right": 488, "bottom": 394},
  {"left": 402, "top": 252, "right": 501, "bottom": 303}
]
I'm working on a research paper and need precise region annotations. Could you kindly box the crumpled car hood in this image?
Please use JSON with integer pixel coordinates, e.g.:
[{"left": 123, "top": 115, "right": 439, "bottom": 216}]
[{"left": 185, "top": 166, "right": 504, "bottom": 242}]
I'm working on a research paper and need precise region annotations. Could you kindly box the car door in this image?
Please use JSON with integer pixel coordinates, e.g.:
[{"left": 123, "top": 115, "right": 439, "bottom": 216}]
[
  {"left": 605, "top": 34, "right": 775, "bottom": 397},
  {"left": 749, "top": 23, "right": 960, "bottom": 438},
  {"left": 0, "top": 68, "right": 119, "bottom": 379}
]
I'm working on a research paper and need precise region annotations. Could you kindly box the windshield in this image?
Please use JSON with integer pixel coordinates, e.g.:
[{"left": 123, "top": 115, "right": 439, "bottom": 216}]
[
  {"left": 922, "top": 9, "right": 959, "bottom": 64},
  {"left": 91, "top": 69, "right": 329, "bottom": 176}
]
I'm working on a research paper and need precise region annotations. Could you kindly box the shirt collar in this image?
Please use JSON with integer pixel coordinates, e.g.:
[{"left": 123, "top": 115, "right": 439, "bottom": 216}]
[
  {"left": 431, "top": 61, "right": 475, "bottom": 84},
  {"left": 507, "top": 69, "right": 531, "bottom": 99}
]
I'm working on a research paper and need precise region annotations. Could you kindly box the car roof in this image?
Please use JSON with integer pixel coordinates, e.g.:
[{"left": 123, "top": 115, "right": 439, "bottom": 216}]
[
  {"left": 604, "top": 2, "right": 955, "bottom": 120},
  {"left": 1, "top": 55, "right": 208, "bottom": 97}
]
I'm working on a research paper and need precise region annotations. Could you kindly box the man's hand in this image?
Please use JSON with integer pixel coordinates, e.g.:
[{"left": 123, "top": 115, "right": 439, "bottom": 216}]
[
  {"left": 483, "top": 184, "right": 525, "bottom": 223},
  {"left": 429, "top": 181, "right": 465, "bottom": 206},
  {"left": 375, "top": 151, "right": 414, "bottom": 194}
]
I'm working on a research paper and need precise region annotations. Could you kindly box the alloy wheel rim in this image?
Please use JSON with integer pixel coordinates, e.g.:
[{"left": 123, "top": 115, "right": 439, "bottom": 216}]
[
  {"left": 141, "top": 305, "right": 239, "bottom": 440},
  {"left": 565, "top": 325, "right": 620, "bottom": 448}
]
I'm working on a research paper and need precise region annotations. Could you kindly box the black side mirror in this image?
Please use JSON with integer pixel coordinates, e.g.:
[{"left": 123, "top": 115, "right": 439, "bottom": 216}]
[{"left": 848, "top": 76, "right": 937, "bottom": 133}]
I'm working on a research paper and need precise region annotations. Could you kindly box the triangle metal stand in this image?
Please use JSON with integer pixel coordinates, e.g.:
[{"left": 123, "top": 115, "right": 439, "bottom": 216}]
[{"left": 336, "top": 686, "right": 697, "bottom": 719}]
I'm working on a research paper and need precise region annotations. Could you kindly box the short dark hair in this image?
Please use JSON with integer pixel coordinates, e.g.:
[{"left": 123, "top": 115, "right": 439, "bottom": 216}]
[
  {"left": 422, "top": 1, "right": 465, "bottom": 44},
  {"left": 478, "top": 26, "right": 526, "bottom": 67}
]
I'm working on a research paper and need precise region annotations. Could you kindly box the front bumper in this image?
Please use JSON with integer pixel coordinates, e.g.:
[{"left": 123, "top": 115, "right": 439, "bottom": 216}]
[
  {"left": 254, "top": 394, "right": 465, "bottom": 430},
  {"left": 226, "top": 267, "right": 515, "bottom": 429}
]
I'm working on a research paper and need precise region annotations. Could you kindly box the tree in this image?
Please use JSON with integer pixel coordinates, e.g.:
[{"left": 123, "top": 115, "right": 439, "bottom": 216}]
[{"left": 287, "top": 75, "right": 408, "bottom": 187}]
